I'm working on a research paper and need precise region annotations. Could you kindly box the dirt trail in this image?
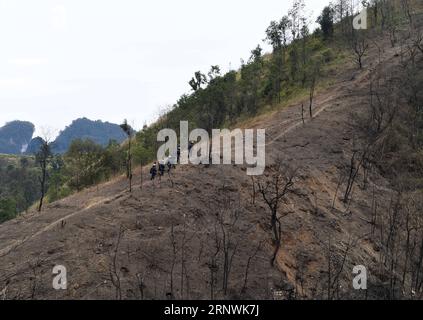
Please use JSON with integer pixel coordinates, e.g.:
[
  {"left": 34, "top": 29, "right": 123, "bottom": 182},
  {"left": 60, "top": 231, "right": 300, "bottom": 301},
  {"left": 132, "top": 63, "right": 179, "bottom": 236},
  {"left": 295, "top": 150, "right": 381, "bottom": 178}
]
[{"left": 0, "top": 195, "right": 120, "bottom": 258}]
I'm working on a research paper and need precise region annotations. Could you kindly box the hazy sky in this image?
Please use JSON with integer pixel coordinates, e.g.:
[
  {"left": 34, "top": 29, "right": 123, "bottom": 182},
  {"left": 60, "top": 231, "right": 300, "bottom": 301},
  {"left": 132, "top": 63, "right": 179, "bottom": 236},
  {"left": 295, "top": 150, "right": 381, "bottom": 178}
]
[{"left": 0, "top": 0, "right": 330, "bottom": 137}]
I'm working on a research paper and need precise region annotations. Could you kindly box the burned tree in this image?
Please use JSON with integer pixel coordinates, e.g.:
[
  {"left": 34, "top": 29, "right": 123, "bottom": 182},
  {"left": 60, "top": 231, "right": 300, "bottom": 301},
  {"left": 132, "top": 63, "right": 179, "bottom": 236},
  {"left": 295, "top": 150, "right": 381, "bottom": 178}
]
[
  {"left": 343, "top": 150, "right": 365, "bottom": 203},
  {"left": 207, "top": 220, "right": 221, "bottom": 300},
  {"left": 120, "top": 119, "right": 133, "bottom": 193},
  {"left": 308, "top": 62, "right": 320, "bottom": 119},
  {"left": 216, "top": 195, "right": 242, "bottom": 296},
  {"left": 109, "top": 225, "right": 125, "bottom": 300},
  {"left": 326, "top": 237, "right": 353, "bottom": 300},
  {"left": 205, "top": 189, "right": 243, "bottom": 298},
  {"left": 257, "top": 161, "right": 297, "bottom": 266},
  {"left": 347, "top": 72, "right": 399, "bottom": 204},
  {"left": 241, "top": 241, "right": 263, "bottom": 295},
  {"left": 169, "top": 223, "right": 177, "bottom": 300},
  {"left": 351, "top": 33, "right": 369, "bottom": 69}
]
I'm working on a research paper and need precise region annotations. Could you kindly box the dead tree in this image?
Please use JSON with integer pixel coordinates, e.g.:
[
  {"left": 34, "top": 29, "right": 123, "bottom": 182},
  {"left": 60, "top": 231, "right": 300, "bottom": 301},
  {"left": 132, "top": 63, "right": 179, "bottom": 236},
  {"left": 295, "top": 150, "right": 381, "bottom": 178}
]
[
  {"left": 257, "top": 162, "right": 297, "bottom": 266},
  {"left": 241, "top": 241, "right": 263, "bottom": 295},
  {"left": 343, "top": 150, "right": 364, "bottom": 203},
  {"left": 250, "top": 176, "right": 257, "bottom": 205},
  {"left": 401, "top": 196, "right": 418, "bottom": 292},
  {"left": 351, "top": 34, "right": 369, "bottom": 69},
  {"left": 109, "top": 225, "right": 125, "bottom": 300},
  {"left": 169, "top": 223, "right": 177, "bottom": 300},
  {"left": 368, "top": 76, "right": 398, "bottom": 139},
  {"left": 371, "top": 186, "right": 378, "bottom": 236},
  {"left": 327, "top": 238, "right": 352, "bottom": 300},
  {"left": 28, "top": 259, "right": 43, "bottom": 299},
  {"left": 140, "top": 160, "right": 143, "bottom": 190},
  {"left": 386, "top": 193, "right": 401, "bottom": 258},
  {"left": 326, "top": 236, "right": 332, "bottom": 300},
  {"left": 308, "top": 63, "right": 320, "bottom": 119},
  {"left": 208, "top": 221, "right": 221, "bottom": 300},
  {"left": 324, "top": 235, "right": 353, "bottom": 300},
  {"left": 388, "top": 23, "right": 398, "bottom": 48},
  {"left": 179, "top": 217, "right": 195, "bottom": 299},
  {"left": 343, "top": 141, "right": 378, "bottom": 204},
  {"left": 332, "top": 172, "right": 345, "bottom": 209},
  {"left": 216, "top": 197, "right": 242, "bottom": 296},
  {"left": 179, "top": 221, "right": 186, "bottom": 299},
  {"left": 120, "top": 119, "right": 133, "bottom": 193},
  {"left": 349, "top": 74, "right": 399, "bottom": 203}
]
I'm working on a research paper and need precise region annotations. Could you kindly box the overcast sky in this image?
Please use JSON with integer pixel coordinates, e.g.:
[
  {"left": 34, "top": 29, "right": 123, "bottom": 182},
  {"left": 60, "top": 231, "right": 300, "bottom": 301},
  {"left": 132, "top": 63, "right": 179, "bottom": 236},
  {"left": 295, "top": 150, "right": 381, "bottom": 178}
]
[{"left": 0, "top": 0, "right": 330, "bottom": 137}]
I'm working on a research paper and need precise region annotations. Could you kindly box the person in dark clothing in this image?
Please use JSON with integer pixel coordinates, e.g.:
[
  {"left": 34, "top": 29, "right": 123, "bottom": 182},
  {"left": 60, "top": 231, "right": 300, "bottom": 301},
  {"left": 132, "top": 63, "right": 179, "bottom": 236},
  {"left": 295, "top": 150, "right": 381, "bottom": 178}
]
[
  {"left": 150, "top": 163, "right": 157, "bottom": 181},
  {"left": 188, "top": 141, "right": 194, "bottom": 161},
  {"left": 158, "top": 163, "right": 166, "bottom": 178},
  {"left": 177, "top": 145, "right": 181, "bottom": 164}
]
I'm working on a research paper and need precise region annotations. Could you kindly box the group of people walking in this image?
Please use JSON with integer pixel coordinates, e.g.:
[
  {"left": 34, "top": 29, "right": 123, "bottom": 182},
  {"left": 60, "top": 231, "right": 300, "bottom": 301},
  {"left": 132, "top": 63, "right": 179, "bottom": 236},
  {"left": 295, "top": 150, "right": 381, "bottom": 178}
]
[
  {"left": 149, "top": 159, "right": 174, "bottom": 181},
  {"left": 149, "top": 142, "right": 195, "bottom": 183}
]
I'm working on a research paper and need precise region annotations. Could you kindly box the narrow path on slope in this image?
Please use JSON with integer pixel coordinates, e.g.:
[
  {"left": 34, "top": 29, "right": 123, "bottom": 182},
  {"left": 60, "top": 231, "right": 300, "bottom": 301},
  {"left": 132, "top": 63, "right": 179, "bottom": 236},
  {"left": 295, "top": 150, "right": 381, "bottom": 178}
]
[
  {"left": 0, "top": 194, "right": 123, "bottom": 258},
  {"left": 265, "top": 39, "right": 401, "bottom": 148},
  {"left": 265, "top": 74, "right": 365, "bottom": 147}
]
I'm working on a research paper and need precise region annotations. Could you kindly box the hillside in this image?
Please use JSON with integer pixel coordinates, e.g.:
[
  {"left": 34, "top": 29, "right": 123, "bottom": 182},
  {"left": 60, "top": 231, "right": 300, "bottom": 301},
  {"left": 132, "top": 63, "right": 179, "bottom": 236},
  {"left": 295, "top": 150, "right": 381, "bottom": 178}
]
[
  {"left": 1, "top": 0, "right": 423, "bottom": 301},
  {"left": 1, "top": 25, "right": 421, "bottom": 300}
]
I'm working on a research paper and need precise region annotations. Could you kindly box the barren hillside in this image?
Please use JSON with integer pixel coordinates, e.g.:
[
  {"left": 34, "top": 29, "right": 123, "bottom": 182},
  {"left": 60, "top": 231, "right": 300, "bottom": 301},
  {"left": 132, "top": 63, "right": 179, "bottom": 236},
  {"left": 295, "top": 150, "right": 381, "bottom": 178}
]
[{"left": 0, "top": 21, "right": 422, "bottom": 300}]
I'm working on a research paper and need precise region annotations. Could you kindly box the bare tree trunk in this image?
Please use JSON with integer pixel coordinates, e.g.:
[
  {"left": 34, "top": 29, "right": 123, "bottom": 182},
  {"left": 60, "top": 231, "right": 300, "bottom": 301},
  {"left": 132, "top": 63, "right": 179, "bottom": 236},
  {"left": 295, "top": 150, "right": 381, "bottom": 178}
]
[
  {"left": 128, "top": 139, "right": 132, "bottom": 193},
  {"left": 309, "top": 79, "right": 316, "bottom": 119},
  {"left": 140, "top": 160, "right": 143, "bottom": 190},
  {"left": 170, "top": 224, "right": 177, "bottom": 300},
  {"left": 257, "top": 162, "right": 296, "bottom": 267},
  {"left": 38, "top": 161, "right": 47, "bottom": 212},
  {"left": 251, "top": 176, "right": 256, "bottom": 205},
  {"left": 109, "top": 226, "right": 124, "bottom": 300},
  {"left": 327, "top": 236, "right": 332, "bottom": 300},
  {"left": 242, "top": 242, "right": 262, "bottom": 294}
]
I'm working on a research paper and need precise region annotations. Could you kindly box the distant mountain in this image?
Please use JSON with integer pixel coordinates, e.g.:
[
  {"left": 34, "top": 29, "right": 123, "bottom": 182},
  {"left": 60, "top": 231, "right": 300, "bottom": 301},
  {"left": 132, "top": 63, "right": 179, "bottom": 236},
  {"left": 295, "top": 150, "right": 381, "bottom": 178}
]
[
  {"left": 0, "top": 118, "right": 128, "bottom": 156},
  {"left": 51, "top": 118, "right": 128, "bottom": 154},
  {"left": 25, "top": 137, "right": 45, "bottom": 155},
  {"left": 0, "top": 121, "right": 35, "bottom": 155}
]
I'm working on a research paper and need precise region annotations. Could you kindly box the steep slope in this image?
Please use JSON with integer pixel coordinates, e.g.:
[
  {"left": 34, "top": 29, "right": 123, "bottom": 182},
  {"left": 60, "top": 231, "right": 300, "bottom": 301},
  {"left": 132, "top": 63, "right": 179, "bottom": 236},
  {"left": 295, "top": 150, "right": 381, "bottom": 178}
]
[{"left": 0, "top": 31, "right": 416, "bottom": 300}]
